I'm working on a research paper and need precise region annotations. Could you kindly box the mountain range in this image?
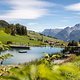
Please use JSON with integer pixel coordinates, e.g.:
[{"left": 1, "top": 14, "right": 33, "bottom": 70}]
[{"left": 42, "top": 24, "right": 80, "bottom": 41}]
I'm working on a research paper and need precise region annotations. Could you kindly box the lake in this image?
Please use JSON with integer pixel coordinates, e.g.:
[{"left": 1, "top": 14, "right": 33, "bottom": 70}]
[{"left": 0, "top": 47, "right": 63, "bottom": 65}]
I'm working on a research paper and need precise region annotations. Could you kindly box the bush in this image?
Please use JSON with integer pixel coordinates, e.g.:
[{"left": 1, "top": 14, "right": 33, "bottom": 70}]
[
  {"left": 7, "top": 41, "right": 12, "bottom": 44},
  {"left": 62, "top": 47, "right": 80, "bottom": 55},
  {"left": 68, "top": 40, "right": 78, "bottom": 46}
]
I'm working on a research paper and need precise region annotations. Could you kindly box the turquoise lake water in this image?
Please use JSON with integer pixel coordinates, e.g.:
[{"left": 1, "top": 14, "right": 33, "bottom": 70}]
[{"left": 0, "top": 47, "right": 63, "bottom": 65}]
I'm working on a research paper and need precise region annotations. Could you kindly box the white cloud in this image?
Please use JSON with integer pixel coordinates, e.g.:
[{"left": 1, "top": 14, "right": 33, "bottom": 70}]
[
  {"left": 27, "top": 22, "right": 38, "bottom": 25},
  {"left": 65, "top": 3, "right": 80, "bottom": 11},
  {"left": 0, "top": 9, "right": 48, "bottom": 19},
  {"left": 0, "top": 0, "right": 54, "bottom": 19}
]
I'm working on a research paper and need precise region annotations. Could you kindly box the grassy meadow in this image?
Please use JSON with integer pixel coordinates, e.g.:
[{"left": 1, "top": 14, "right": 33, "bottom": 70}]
[
  {"left": 0, "top": 29, "right": 66, "bottom": 46},
  {"left": 0, "top": 55, "right": 80, "bottom": 80}
]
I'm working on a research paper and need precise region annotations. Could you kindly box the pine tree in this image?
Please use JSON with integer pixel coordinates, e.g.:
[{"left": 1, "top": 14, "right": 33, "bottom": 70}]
[{"left": 10, "top": 24, "right": 16, "bottom": 36}]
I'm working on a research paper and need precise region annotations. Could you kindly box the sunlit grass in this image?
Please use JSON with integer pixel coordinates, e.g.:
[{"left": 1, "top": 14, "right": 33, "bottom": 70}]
[{"left": 0, "top": 56, "right": 80, "bottom": 80}]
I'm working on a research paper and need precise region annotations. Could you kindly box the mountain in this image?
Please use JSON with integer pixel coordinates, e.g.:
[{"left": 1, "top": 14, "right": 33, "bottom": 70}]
[
  {"left": 68, "top": 30, "right": 80, "bottom": 41},
  {"left": 56, "top": 24, "right": 80, "bottom": 41},
  {"left": 42, "top": 29, "right": 62, "bottom": 37},
  {"left": 56, "top": 27, "right": 72, "bottom": 41},
  {"left": 42, "top": 24, "right": 80, "bottom": 41},
  {"left": 68, "top": 24, "right": 80, "bottom": 41}
]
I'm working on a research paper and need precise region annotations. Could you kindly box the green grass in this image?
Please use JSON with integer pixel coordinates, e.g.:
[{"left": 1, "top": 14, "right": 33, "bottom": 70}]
[
  {"left": 0, "top": 53, "right": 13, "bottom": 60},
  {"left": 0, "top": 30, "right": 66, "bottom": 46},
  {"left": 0, "top": 55, "right": 80, "bottom": 80},
  {"left": 0, "top": 30, "right": 42, "bottom": 46}
]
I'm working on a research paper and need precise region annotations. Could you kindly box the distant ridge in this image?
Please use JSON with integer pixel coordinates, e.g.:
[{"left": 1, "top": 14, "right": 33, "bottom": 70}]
[
  {"left": 42, "top": 24, "right": 80, "bottom": 41},
  {"left": 42, "top": 29, "right": 62, "bottom": 37}
]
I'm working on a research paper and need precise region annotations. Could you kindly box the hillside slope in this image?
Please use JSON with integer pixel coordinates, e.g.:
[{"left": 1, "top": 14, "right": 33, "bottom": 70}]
[
  {"left": 0, "top": 20, "right": 66, "bottom": 46},
  {"left": 0, "top": 30, "right": 66, "bottom": 46}
]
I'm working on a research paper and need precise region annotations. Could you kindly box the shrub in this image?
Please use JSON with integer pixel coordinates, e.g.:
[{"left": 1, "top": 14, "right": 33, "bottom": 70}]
[
  {"left": 68, "top": 40, "right": 78, "bottom": 46},
  {"left": 7, "top": 41, "right": 12, "bottom": 44}
]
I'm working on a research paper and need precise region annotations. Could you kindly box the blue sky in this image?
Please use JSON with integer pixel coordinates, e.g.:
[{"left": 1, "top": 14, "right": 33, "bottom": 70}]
[{"left": 0, "top": 0, "right": 80, "bottom": 32}]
